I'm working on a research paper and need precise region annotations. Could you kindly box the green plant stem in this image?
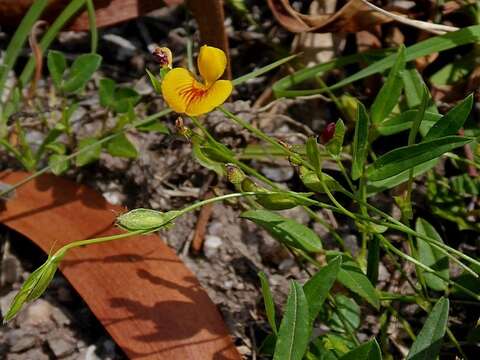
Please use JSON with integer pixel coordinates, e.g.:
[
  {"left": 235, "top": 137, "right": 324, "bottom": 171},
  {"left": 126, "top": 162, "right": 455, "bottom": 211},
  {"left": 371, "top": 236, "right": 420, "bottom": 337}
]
[
  {"left": 303, "top": 207, "right": 346, "bottom": 250},
  {"left": 446, "top": 327, "right": 468, "bottom": 360},
  {"left": 387, "top": 305, "right": 416, "bottom": 341},
  {"left": 85, "top": 0, "right": 98, "bottom": 54},
  {"left": 444, "top": 152, "right": 480, "bottom": 170},
  {"left": 0, "top": 109, "right": 172, "bottom": 198},
  {"left": 57, "top": 229, "right": 145, "bottom": 255},
  {"left": 219, "top": 106, "right": 307, "bottom": 167},
  {"left": 378, "top": 234, "right": 480, "bottom": 300},
  {"left": 56, "top": 191, "right": 259, "bottom": 256},
  {"left": 220, "top": 107, "right": 480, "bottom": 272},
  {"left": 335, "top": 157, "right": 356, "bottom": 192}
]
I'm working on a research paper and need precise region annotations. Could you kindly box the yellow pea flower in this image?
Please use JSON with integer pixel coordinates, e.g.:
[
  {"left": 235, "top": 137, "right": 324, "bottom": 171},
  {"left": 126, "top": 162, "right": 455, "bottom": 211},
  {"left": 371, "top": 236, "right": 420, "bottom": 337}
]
[{"left": 161, "top": 45, "right": 232, "bottom": 116}]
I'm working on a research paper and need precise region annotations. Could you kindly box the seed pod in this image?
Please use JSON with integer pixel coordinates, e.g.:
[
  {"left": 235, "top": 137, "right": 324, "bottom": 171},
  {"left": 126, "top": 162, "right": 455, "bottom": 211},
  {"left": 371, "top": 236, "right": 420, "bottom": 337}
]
[{"left": 117, "top": 209, "right": 180, "bottom": 232}]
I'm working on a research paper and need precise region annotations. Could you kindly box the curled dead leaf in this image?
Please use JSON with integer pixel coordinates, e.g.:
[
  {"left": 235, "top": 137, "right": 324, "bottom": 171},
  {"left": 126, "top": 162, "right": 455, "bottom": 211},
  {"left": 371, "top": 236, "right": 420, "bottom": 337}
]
[{"left": 267, "top": 0, "right": 392, "bottom": 33}]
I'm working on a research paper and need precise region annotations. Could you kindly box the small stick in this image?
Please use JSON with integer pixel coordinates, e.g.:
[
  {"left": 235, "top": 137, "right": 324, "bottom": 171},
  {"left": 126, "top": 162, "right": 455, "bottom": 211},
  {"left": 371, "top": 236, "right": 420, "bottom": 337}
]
[{"left": 191, "top": 190, "right": 214, "bottom": 254}]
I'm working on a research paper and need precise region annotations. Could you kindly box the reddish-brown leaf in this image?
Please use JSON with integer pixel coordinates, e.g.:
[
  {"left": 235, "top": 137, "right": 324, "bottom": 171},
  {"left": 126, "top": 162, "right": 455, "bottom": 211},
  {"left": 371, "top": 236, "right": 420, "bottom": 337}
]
[{"left": 0, "top": 172, "right": 240, "bottom": 360}]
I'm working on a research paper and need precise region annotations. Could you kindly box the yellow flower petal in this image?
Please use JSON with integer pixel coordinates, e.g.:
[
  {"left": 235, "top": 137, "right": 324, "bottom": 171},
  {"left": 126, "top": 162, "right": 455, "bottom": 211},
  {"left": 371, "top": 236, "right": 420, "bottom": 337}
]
[
  {"left": 197, "top": 45, "right": 227, "bottom": 86},
  {"left": 161, "top": 68, "right": 199, "bottom": 113},
  {"left": 186, "top": 80, "right": 233, "bottom": 116}
]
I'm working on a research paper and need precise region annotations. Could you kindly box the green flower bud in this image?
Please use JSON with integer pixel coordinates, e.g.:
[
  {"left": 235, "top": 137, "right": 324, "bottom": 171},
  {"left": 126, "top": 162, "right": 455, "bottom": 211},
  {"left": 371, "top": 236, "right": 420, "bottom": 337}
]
[{"left": 4, "top": 254, "right": 64, "bottom": 323}]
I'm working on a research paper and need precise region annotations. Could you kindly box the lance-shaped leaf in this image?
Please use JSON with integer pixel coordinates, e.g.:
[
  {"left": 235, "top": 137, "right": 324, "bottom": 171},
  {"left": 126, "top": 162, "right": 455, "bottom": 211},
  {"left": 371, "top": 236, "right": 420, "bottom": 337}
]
[
  {"left": 304, "top": 256, "right": 341, "bottom": 324},
  {"left": 352, "top": 101, "right": 369, "bottom": 180},
  {"left": 273, "top": 281, "right": 310, "bottom": 360},
  {"left": 366, "top": 136, "right": 472, "bottom": 181},
  {"left": 338, "top": 339, "right": 382, "bottom": 360},
  {"left": 338, "top": 261, "right": 380, "bottom": 310},
  {"left": 259, "top": 272, "right": 278, "bottom": 335},
  {"left": 306, "top": 137, "right": 322, "bottom": 173},
  {"left": 415, "top": 218, "right": 449, "bottom": 291},
  {"left": 371, "top": 46, "right": 405, "bottom": 125},
  {"left": 406, "top": 298, "right": 449, "bottom": 360},
  {"left": 241, "top": 210, "right": 322, "bottom": 252},
  {"left": 424, "top": 94, "right": 473, "bottom": 141}
]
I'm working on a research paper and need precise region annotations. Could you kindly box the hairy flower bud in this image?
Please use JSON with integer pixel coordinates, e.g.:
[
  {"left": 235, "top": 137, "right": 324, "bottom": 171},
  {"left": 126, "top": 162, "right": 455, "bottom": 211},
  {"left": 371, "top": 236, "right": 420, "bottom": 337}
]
[
  {"left": 226, "top": 164, "right": 246, "bottom": 185},
  {"left": 152, "top": 47, "right": 173, "bottom": 68}
]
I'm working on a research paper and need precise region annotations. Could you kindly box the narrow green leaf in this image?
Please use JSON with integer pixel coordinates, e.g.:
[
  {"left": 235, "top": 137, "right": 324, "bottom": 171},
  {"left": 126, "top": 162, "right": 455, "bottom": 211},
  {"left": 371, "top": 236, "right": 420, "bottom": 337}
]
[
  {"left": 430, "top": 51, "right": 475, "bottom": 86},
  {"left": 330, "top": 294, "right": 361, "bottom": 332},
  {"left": 406, "top": 298, "right": 449, "bottom": 360},
  {"left": 329, "top": 26, "right": 480, "bottom": 92},
  {"left": 259, "top": 272, "right": 278, "bottom": 335},
  {"left": 49, "top": 154, "right": 70, "bottom": 175},
  {"left": 273, "top": 281, "right": 310, "bottom": 360},
  {"left": 415, "top": 218, "right": 449, "bottom": 291},
  {"left": 366, "top": 136, "right": 472, "bottom": 181},
  {"left": 306, "top": 137, "right": 321, "bottom": 173},
  {"left": 402, "top": 68, "right": 424, "bottom": 109},
  {"left": 47, "top": 50, "right": 67, "bottom": 89},
  {"left": 352, "top": 102, "right": 369, "bottom": 180},
  {"left": 424, "top": 94, "right": 473, "bottom": 141},
  {"left": 272, "top": 26, "right": 480, "bottom": 98},
  {"left": 367, "top": 158, "right": 438, "bottom": 194},
  {"left": 62, "top": 53, "right": 102, "bottom": 93},
  {"left": 338, "top": 261, "right": 380, "bottom": 309},
  {"left": 75, "top": 137, "right": 102, "bottom": 166},
  {"left": 304, "top": 256, "right": 342, "bottom": 324},
  {"left": 241, "top": 210, "right": 322, "bottom": 252},
  {"left": 146, "top": 68, "right": 162, "bottom": 93},
  {"left": 326, "top": 119, "right": 345, "bottom": 156},
  {"left": 377, "top": 111, "right": 441, "bottom": 137},
  {"left": 232, "top": 54, "right": 297, "bottom": 87},
  {"left": 371, "top": 46, "right": 405, "bottom": 124},
  {"left": 99, "top": 78, "right": 116, "bottom": 108},
  {"left": 105, "top": 133, "right": 138, "bottom": 158},
  {"left": 338, "top": 339, "right": 382, "bottom": 360}
]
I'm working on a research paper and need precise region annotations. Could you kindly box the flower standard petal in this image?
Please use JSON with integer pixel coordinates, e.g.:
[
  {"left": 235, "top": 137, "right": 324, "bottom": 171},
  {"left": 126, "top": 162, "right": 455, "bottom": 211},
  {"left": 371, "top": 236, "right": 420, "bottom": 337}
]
[
  {"left": 186, "top": 80, "right": 233, "bottom": 116},
  {"left": 197, "top": 45, "right": 227, "bottom": 85},
  {"left": 161, "top": 68, "right": 197, "bottom": 113}
]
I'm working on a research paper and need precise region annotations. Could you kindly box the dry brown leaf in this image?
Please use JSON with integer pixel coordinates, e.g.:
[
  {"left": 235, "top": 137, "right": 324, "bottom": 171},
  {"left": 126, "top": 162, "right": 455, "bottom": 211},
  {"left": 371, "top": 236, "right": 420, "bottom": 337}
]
[
  {"left": 0, "top": 171, "right": 241, "bottom": 360},
  {"left": 267, "top": 0, "right": 392, "bottom": 33}
]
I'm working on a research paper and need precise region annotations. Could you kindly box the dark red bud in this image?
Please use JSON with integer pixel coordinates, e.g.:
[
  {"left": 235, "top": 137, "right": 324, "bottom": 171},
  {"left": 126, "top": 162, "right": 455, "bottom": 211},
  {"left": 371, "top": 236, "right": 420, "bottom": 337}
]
[{"left": 320, "top": 122, "right": 336, "bottom": 144}]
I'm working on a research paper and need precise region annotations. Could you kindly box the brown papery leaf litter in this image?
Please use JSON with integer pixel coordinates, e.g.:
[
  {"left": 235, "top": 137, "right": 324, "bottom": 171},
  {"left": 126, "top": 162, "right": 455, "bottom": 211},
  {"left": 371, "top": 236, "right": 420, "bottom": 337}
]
[{"left": 0, "top": 171, "right": 240, "bottom": 360}]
